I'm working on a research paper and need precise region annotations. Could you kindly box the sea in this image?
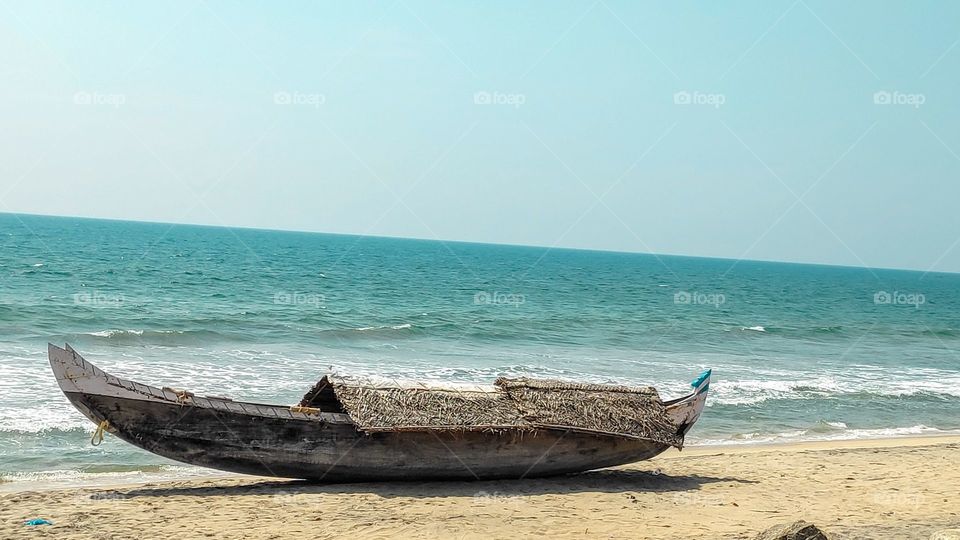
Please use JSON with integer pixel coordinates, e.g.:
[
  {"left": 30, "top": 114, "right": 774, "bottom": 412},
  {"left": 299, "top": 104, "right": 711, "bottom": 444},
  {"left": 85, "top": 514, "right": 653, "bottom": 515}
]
[{"left": 2, "top": 213, "right": 959, "bottom": 486}]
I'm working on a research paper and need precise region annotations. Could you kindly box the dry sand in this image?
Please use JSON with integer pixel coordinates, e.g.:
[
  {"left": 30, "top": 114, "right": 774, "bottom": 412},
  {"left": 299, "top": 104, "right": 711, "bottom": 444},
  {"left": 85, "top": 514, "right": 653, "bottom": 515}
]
[{"left": 2, "top": 436, "right": 959, "bottom": 539}]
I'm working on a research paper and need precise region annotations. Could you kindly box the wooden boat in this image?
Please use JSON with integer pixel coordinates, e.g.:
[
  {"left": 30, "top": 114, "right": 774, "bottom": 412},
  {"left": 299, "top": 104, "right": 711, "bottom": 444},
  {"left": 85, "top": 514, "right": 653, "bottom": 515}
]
[{"left": 48, "top": 343, "right": 710, "bottom": 482}]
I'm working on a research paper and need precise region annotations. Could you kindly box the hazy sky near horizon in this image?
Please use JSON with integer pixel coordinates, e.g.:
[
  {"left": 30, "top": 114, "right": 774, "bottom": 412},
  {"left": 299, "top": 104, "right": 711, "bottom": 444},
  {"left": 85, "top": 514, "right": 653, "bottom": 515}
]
[{"left": 2, "top": 1, "right": 960, "bottom": 272}]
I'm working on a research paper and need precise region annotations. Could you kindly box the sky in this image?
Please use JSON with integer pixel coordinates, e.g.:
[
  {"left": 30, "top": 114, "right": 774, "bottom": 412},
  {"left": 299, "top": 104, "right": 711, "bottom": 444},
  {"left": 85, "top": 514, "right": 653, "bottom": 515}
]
[{"left": 1, "top": 1, "right": 959, "bottom": 272}]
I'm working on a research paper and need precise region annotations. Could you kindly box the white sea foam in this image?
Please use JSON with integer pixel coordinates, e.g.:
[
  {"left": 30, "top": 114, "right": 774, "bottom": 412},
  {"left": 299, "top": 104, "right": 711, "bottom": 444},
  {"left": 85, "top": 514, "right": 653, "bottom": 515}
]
[
  {"left": 690, "top": 424, "right": 959, "bottom": 446},
  {"left": 332, "top": 373, "right": 496, "bottom": 392},
  {"left": 707, "top": 371, "right": 960, "bottom": 406},
  {"left": 0, "top": 465, "right": 219, "bottom": 492},
  {"left": 355, "top": 323, "right": 412, "bottom": 331},
  {"left": 87, "top": 329, "right": 153, "bottom": 338}
]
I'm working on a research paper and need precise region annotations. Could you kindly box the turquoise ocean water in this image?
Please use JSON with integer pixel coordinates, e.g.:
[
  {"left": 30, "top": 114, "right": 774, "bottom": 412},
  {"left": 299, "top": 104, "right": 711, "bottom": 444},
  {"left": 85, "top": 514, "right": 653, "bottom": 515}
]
[{"left": 2, "top": 213, "right": 960, "bottom": 484}]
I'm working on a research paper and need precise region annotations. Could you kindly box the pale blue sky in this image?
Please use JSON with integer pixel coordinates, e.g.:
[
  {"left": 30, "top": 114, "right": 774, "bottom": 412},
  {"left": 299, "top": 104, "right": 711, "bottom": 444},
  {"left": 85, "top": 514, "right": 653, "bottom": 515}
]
[{"left": 2, "top": 1, "right": 960, "bottom": 272}]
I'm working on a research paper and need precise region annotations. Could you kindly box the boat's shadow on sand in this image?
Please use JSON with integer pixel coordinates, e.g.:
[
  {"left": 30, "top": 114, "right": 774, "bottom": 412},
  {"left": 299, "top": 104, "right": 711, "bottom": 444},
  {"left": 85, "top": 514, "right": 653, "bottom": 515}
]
[{"left": 117, "top": 469, "right": 755, "bottom": 499}]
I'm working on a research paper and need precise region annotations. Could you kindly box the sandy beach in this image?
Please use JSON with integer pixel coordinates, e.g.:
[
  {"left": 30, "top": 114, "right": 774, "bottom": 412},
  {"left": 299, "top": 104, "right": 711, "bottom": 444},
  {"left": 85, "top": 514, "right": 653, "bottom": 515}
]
[{"left": 2, "top": 436, "right": 958, "bottom": 539}]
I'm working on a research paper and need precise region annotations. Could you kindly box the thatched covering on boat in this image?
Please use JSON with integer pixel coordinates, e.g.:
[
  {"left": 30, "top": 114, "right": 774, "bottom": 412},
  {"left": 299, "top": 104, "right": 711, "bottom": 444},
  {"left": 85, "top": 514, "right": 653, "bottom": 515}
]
[
  {"left": 299, "top": 376, "right": 683, "bottom": 448},
  {"left": 494, "top": 377, "right": 682, "bottom": 447}
]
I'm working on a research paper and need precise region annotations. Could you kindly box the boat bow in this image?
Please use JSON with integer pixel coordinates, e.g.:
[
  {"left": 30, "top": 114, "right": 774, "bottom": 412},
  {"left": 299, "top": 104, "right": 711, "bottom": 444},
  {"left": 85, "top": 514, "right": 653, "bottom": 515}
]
[{"left": 664, "top": 369, "right": 711, "bottom": 437}]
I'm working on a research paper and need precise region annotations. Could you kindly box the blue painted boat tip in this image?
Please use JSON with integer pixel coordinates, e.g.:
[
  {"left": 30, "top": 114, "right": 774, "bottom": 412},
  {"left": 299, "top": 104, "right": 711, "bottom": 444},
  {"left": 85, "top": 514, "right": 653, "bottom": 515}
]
[{"left": 690, "top": 369, "right": 712, "bottom": 388}]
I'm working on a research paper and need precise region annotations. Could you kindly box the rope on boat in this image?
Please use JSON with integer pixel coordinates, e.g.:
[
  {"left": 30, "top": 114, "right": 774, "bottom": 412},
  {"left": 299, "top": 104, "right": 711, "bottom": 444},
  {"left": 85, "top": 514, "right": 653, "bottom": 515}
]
[
  {"left": 162, "top": 386, "right": 194, "bottom": 405},
  {"left": 91, "top": 420, "right": 109, "bottom": 446},
  {"left": 289, "top": 405, "right": 321, "bottom": 415}
]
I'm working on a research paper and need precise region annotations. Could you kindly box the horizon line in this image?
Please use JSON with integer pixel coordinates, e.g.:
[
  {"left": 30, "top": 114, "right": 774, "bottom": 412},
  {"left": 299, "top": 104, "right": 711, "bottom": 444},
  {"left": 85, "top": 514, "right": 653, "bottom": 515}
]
[{"left": 2, "top": 210, "right": 955, "bottom": 277}]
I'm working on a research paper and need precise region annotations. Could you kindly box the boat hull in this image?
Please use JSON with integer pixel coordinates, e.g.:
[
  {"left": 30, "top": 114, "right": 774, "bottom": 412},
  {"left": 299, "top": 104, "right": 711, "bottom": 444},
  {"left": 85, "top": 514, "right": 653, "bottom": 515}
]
[
  {"left": 50, "top": 344, "right": 709, "bottom": 481},
  {"left": 64, "top": 391, "right": 670, "bottom": 481}
]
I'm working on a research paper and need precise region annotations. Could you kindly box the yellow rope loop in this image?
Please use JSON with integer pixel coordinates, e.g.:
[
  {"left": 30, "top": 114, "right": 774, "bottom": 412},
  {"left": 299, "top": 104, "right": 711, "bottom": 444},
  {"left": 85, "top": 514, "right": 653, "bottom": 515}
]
[
  {"left": 91, "top": 420, "right": 110, "bottom": 446},
  {"left": 162, "top": 387, "right": 194, "bottom": 405}
]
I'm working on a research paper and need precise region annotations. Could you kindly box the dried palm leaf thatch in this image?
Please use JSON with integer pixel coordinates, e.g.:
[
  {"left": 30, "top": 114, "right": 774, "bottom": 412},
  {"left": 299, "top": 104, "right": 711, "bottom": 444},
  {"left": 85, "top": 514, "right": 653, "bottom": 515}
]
[
  {"left": 300, "top": 375, "right": 683, "bottom": 447},
  {"left": 495, "top": 377, "right": 683, "bottom": 448},
  {"left": 326, "top": 380, "right": 526, "bottom": 432}
]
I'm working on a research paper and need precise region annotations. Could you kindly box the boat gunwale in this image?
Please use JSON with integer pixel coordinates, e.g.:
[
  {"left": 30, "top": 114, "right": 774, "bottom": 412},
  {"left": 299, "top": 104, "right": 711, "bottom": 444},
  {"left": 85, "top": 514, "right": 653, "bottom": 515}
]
[
  {"left": 49, "top": 343, "right": 709, "bottom": 441},
  {"left": 50, "top": 343, "right": 356, "bottom": 425}
]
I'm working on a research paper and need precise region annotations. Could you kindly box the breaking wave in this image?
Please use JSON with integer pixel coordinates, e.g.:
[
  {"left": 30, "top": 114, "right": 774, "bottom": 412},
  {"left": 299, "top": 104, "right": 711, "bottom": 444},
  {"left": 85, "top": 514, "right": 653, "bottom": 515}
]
[
  {"left": 709, "top": 375, "right": 960, "bottom": 406},
  {"left": 691, "top": 424, "right": 960, "bottom": 446},
  {"left": 73, "top": 329, "right": 247, "bottom": 345}
]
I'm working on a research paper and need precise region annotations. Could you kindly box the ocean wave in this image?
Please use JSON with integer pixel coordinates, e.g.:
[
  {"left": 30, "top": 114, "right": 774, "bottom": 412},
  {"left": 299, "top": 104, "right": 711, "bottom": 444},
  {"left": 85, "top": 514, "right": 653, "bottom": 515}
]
[
  {"left": 0, "top": 465, "right": 218, "bottom": 490},
  {"left": 727, "top": 324, "right": 960, "bottom": 341},
  {"left": 708, "top": 375, "right": 960, "bottom": 406},
  {"left": 21, "top": 268, "right": 73, "bottom": 276},
  {"left": 691, "top": 424, "right": 960, "bottom": 446},
  {"left": 733, "top": 325, "right": 847, "bottom": 335},
  {"left": 313, "top": 324, "right": 419, "bottom": 341},
  {"left": 73, "top": 329, "right": 246, "bottom": 345},
  {"left": 0, "top": 425, "right": 94, "bottom": 437},
  {"left": 0, "top": 411, "right": 92, "bottom": 434},
  {"left": 321, "top": 362, "right": 594, "bottom": 387},
  {"left": 89, "top": 329, "right": 143, "bottom": 337},
  {"left": 920, "top": 328, "right": 960, "bottom": 338},
  {"left": 355, "top": 323, "right": 413, "bottom": 331},
  {"left": 815, "top": 325, "right": 844, "bottom": 334}
]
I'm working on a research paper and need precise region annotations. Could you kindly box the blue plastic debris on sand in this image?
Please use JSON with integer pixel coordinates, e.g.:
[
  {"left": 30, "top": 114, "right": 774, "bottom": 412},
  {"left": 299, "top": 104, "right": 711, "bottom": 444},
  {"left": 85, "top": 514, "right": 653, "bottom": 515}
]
[{"left": 25, "top": 519, "right": 53, "bottom": 526}]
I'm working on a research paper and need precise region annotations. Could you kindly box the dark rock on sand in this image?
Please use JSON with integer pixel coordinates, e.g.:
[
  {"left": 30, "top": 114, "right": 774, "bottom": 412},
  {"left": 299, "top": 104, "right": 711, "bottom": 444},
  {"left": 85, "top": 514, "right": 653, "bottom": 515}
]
[{"left": 755, "top": 520, "right": 829, "bottom": 540}]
